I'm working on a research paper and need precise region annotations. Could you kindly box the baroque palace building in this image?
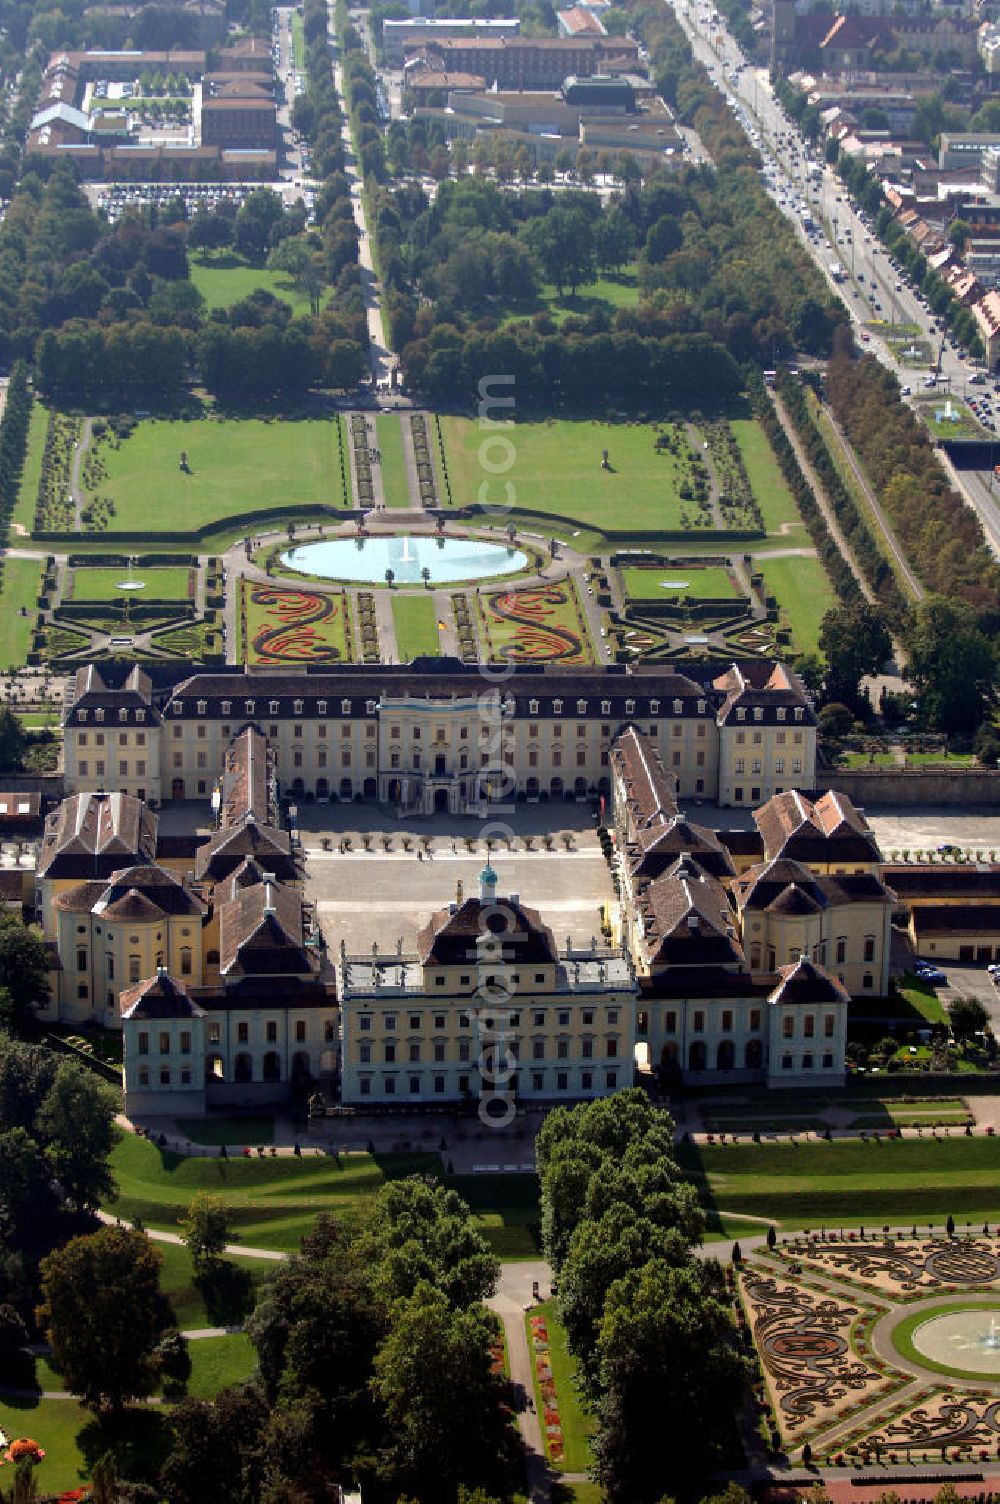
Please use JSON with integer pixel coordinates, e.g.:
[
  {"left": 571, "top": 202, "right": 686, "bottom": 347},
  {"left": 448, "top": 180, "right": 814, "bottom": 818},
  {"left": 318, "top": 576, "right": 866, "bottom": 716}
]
[
  {"left": 62, "top": 658, "right": 818, "bottom": 811},
  {"left": 33, "top": 656, "right": 897, "bottom": 1114}
]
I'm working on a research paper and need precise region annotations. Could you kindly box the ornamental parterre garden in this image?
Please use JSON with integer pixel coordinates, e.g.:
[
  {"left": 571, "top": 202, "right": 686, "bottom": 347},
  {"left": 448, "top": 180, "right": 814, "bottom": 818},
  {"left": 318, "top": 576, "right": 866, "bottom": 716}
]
[{"left": 736, "top": 1230, "right": 1000, "bottom": 1469}]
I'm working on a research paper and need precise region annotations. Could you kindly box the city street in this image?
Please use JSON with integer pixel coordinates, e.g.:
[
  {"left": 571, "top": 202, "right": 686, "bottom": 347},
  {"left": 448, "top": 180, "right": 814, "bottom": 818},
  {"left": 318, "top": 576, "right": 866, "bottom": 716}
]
[{"left": 670, "top": 0, "right": 1000, "bottom": 558}]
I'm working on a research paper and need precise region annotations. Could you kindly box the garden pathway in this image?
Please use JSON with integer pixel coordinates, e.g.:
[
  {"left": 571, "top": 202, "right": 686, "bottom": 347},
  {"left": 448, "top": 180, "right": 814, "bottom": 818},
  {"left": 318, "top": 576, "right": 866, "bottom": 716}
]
[
  {"left": 344, "top": 410, "right": 385, "bottom": 511},
  {"left": 819, "top": 400, "right": 925, "bottom": 604},
  {"left": 432, "top": 588, "right": 458, "bottom": 656},
  {"left": 68, "top": 418, "right": 92, "bottom": 532},
  {"left": 686, "top": 420, "right": 724, "bottom": 527},
  {"left": 333, "top": 58, "right": 392, "bottom": 388},
  {"left": 399, "top": 413, "right": 425, "bottom": 511},
  {"left": 374, "top": 589, "right": 397, "bottom": 661}
]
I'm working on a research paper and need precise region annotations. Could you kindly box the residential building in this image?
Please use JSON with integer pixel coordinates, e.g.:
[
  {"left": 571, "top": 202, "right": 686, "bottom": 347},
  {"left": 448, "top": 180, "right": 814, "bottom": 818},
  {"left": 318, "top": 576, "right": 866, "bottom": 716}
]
[
  {"left": 384, "top": 16, "right": 520, "bottom": 65},
  {"left": 402, "top": 35, "right": 640, "bottom": 88}
]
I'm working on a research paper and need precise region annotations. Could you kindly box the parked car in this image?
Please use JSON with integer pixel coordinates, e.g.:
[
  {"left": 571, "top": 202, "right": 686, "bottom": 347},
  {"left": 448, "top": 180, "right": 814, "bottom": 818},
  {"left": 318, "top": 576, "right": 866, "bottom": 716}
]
[{"left": 913, "top": 962, "right": 947, "bottom": 985}]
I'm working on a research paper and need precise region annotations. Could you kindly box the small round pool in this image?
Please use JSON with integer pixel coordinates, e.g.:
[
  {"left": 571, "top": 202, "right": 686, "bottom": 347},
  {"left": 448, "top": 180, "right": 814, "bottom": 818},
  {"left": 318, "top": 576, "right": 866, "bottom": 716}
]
[{"left": 281, "top": 535, "right": 528, "bottom": 585}]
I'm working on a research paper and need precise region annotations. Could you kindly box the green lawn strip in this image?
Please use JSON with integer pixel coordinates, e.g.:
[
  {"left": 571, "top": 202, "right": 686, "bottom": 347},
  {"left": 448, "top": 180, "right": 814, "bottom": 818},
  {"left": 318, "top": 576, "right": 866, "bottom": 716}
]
[
  {"left": 838, "top": 752, "right": 898, "bottom": 768},
  {"left": 291, "top": 11, "right": 304, "bottom": 66},
  {"left": 620, "top": 564, "right": 739, "bottom": 601},
  {"left": 189, "top": 252, "right": 315, "bottom": 316},
  {"left": 174, "top": 1115, "right": 275, "bottom": 1146},
  {"left": 894, "top": 976, "right": 949, "bottom": 1027},
  {"left": 0, "top": 557, "right": 43, "bottom": 670},
  {"left": 756, "top": 554, "right": 835, "bottom": 656},
  {"left": 391, "top": 592, "right": 441, "bottom": 659},
  {"left": 69, "top": 566, "right": 191, "bottom": 603},
  {"left": 526, "top": 1299, "right": 595, "bottom": 1474},
  {"left": 730, "top": 417, "right": 802, "bottom": 535},
  {"left": 551, "top": 1483, "right": 604, "bottom": 1504},
  {"left": 154, "top": 1239, "right": 273, "bottom": 1331},
  {"left": 88, "top": 416, "right": 340, "bottom": 533},
  {"left": 496, "top": 271, "right": 642, "bottom": 329},
  {"left": 243, "top": 581, "right": 351, "bottom": 665},
  {"left": 185, "top": 1333, "right": 257, "bottom": 1399},
  {"left": 13, "top": 400, "right": 47, "bottom": 534},
  {"left": 441, "top": 417, "right": 693, "bottom": 531},
  {"left": 107, "top": 1137, "right": 544, "bottom": 1256},
  {"left": 676, "top": 1136, "right": 1000, "bottom": 1227},
  {"left": 374, "top": 413, "right": 410, "bottom": 508},
  {"left": 0, "top": 1396, "right": 170, "bottom": 1495},
  {"left": 890, "top": 1299, "right": 1000, "bottom": 1381},
  {"left": 905, "top": 752, "right": 977, "bottom": 767}
]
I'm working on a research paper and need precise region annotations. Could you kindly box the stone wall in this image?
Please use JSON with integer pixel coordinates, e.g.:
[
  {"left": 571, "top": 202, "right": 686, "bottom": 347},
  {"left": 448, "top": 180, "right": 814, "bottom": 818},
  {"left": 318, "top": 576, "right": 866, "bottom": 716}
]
[{"left": 824, "top": 768, "right": 1000, "bottom": 807}]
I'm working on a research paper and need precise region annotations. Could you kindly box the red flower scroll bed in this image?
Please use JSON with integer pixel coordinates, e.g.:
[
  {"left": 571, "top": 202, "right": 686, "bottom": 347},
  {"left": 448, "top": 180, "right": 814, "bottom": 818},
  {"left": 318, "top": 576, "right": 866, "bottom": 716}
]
[
  {"left": 251, "top": 587, "right": 342, "bottom": 663},
  {"left": 488, "top": 586, "right": 585, "bottom": 664}
]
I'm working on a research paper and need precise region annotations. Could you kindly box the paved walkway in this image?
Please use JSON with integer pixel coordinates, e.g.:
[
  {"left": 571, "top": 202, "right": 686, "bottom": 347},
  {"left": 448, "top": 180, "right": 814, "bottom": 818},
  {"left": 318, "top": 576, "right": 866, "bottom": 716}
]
[
  {"left": 400, "top": 412, "right": 425, "bottom": 511},
  {"left": 69, "top": 418, "right": 92, "bottom": 533},
  {"left": 334, "top": 58, "right": 391, "bottom": 387},
  {"left": 373, "top": 588, "right": 397, "bottom": 660}
]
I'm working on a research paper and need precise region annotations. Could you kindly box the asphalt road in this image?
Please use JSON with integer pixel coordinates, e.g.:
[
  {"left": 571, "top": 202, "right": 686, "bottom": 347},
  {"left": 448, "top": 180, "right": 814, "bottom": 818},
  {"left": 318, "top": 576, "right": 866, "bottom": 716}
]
[{"left": 671, "top": 0, "right": 1000, "bottom": 559}]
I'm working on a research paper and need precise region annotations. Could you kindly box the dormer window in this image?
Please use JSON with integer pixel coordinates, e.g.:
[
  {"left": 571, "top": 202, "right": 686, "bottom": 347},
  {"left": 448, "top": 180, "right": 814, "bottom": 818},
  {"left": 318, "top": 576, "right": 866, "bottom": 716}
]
[
  {"left": 503, "top": 697, "right": 515, "bottom": 716},
  {"left": 119, "top": 708, "right": 128, "bottom": 722},
  {"left": 78, "top": 710, "right": 87, "bottom": 723},
  {"left": 221, "top": 700, "right": 231, "bottom": 715},
  {"left": 365, "top": 700, "right": 375, "bottom": 714},
  {"left": 529, "top": 699, "right": 539, "bottom": 715},
  {"left": 601, "top": 699, "right": 611, "bottom": 714},
  {"left": 697, "top": 699, "right": 706, "bottom": 714},
  {"left": 94, "top": 709, "right": 104, "bottom": 723},
  {"left": 245, "top": 700, "right": 255, "bottom": 715},
  {"left": 173, "top": 702, "right": 182, "bottom": 714},
  {"left": 736, "top": 707, "right": 746, "bottom": 722},
  {"left": 553, "top": 699, "right": 563, "bottom": 715},
  {"left": 672, "top": 698, "right": 682, "bottom": 714},
  {"left": 776, "top": 707, "right": 786, "bottom": 723},
  {"left": 317, "top": 700, "right": 327, "bottom": 715},
  {"left": 197, "top": 700, "right": 206, "bottom": 715},
  {"left": 753, "top": 707, "right": 763, "bottom": 722},
  {"left": 650, "top": 699, "right": 659, "bottom": 714},
  {"left": 794, "top": 707, "right": 804, "bottom": 722},
  {"left": 624, "top": 699, "right": 634, "bottom": 715},
  {"left": 136, "top": 710, "right": 145, "bottom": 723},
  {"left": 577, "top": 699, "right": 587, "bottom": 714},
  {"left": 293, "top": 699, "right": 303, "bottom": 715},
  {"left": 269, "top": 700, "right": 279, "bottom": 715}
]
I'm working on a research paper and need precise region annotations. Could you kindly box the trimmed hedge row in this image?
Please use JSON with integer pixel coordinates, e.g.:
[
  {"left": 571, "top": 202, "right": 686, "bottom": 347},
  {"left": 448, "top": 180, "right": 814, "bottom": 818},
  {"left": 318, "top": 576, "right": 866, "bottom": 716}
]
[
  {"left": 462, "top": 503, "right": 764, "bottom": 546},
  {"left": 33, "top": 502, "right": 349, "bottom": 544},
  {"left": 747, "top": 369, "right": 859, "bottom": 609}
]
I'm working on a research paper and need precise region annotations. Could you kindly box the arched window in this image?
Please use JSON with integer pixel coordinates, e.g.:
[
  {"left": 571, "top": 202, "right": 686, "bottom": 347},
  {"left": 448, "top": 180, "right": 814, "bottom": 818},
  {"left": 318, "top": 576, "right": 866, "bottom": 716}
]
[
  {"left": 688, "top": 1040, "right": 707, "bottom": 1071},
  {"left": 180, "top": 946, "right": 192, "bottom": 977},
  {"left": 745, "top": 1038, "right": 763, "bottom": 1070},
  {"left": 205, "top": 1053, "right": 225, "bottom": 1082},
  {"left": 716, "top": 1039, "right": 735, "bottom": 1071},
  {"left": 234, "top": 1052, "right": 253, "bottom": 1083},
  {"left": 262, "top": 1052, "right": 281, "bottom": 1083}
]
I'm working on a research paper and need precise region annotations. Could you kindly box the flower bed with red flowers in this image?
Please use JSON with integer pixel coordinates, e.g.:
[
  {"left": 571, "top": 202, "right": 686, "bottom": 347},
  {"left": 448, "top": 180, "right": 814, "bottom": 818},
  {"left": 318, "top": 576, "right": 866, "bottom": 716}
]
[
  {"left": 245, "top": 584, "right": 349, "bottom": 664},
  {"left": 529, "top": 1313, "right": 565, "bottom": 1464},
  {"left": 2, "top": 1437, "right": 46, "bottom": 1467},
  {"left": 485, "top": 585, "right": 589, "bottom": 664}
]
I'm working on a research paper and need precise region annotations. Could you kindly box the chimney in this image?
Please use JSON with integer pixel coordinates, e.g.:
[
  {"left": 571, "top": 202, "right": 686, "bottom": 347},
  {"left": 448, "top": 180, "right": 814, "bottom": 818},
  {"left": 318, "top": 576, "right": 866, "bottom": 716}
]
[
  {"left": 456, "top": 878, "right": 464, "bottom": 904},
  {"left": 263, "top": 881, "right": 276, "bottom": 917},
  {"left": 509, "top": 892, "right": 519, "bottom": 907}
]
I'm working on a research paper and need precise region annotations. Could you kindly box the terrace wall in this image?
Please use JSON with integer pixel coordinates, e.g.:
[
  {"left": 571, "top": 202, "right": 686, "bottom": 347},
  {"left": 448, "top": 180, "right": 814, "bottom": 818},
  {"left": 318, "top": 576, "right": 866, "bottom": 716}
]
[{"left": 826, "top": 767, "right": 1000, "bottom": 806}]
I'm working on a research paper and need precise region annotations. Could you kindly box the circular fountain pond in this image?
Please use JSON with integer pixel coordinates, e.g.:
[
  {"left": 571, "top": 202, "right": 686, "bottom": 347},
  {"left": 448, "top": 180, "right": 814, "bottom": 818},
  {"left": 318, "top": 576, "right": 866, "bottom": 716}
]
[
  {"left": 280, "top": 535, "right": 528, "bottom": 585},
  {"left": 897, "top": 1303, "right": 1000, "bottom": 1378}
]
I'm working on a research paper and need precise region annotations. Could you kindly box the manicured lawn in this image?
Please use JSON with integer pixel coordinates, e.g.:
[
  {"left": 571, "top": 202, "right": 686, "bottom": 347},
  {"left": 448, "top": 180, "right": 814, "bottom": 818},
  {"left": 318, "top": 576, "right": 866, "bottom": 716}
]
[
  {"left": 186, "top": 1333, "right": 257, "bottom": 1398},
  {"left": 756, "top": 553, "right": 835, "bottom": 656},
  {"left": 85, "top": 416, "right": 341, "bottom": 533},
  {"left": 481, "top": 581, "right": 594, "bottom": 665},
  {"left": 12, "top": 399, "right": 46, "bottom": 534},
  {"left": 905, "top": 752, "right": 977, "bottom": 767},
  {"left": 676, "top": 1135, "right": 1000, "bottom": 1229},
  {"left": 731, "top": 418, "right": 802, "bottom": 535},
  {"left": 291, "top": 11, "right": 304, "bottom": 67},
  {"left": 391, "top": 592, "right": 441, "bottom": 659},
  {"left": 68, "top": 565, "right": 191, "bottom": 602},
  {"left": 105, "top": 1136, "right": 542, "bottom": 1256},
  {"left": 620, "top": 564, "right": 739, "bottom": 601},
  {"left": 189, "top": 251, "right": 316, "bottom": 316},
  {"left": 894, "top": 974, "right": 949, "bottom": 1027},
  {"left": 243, "top": 579, "right": 351, "bottom": 665},
  {"left": 0, "top": 1396, "right": 169, "bottom": 1495},
  {"left": 498, "top": 271, "right": 642, "bottom": 328},
  {"left": 442, "top": 417, "right": 693, "bottom": 531},
  {"left": 375, "top": 412, "right": 410, "bottom": 508},
  {"left": 526, "top": 1300, "right": 594, "bottom": 1473},
  {"left": 0, "top": 557, "right": 42, "bottom": 670},
  {"left": 915, "top": 396, "right": 984, "bottom": 440},
  {"left": 175, "top": 1115, "right": 275, "bottom": 1146},
  {"left": 154, "top": 1238, "right": 273, "bottom": 1331}
]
